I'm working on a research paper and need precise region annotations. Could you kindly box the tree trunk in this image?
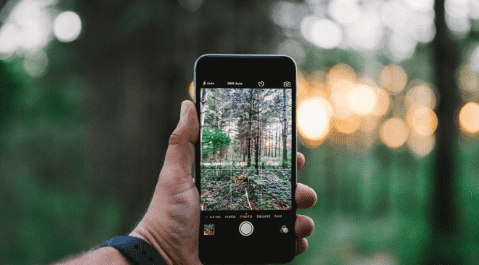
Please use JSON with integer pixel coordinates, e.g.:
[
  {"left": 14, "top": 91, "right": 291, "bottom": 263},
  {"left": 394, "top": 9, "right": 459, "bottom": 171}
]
[
  {"left": 226, "top": 119, "right": 229, "bottom": 160},
  {"left": 244, "top": 119, "right": 247, "bottom": 161},
  {"left": 269, "top": 123, "right": 272, "bottom": 157},
  {"left": 282, "top": 89, "right": 287, "bottom": 168},
  {"left": 276, "top": 127, "right": 279, "bottom": 158},
  {"left": 255, "top": 89, "right": 260, "bottom": 173},
  {"left": 425, "top": 0, "right": 462, "bottom": 263},
  {"left": 200, "top": 88, "right": 207, "bottom": 144},
  {"left": 247, "top": 89, "right": 253, "bottom": 167}
]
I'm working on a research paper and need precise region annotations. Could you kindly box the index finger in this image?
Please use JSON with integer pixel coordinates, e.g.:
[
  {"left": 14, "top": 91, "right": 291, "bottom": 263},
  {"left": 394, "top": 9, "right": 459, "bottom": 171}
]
[{"left": 297, "top": 152, "right": 305, "bottom": 170}]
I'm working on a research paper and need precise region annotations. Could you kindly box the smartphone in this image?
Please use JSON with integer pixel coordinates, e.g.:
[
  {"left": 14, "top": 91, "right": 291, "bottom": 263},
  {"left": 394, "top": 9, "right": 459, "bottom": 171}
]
[{"left": 194, "top": 55, "right": 297, "bottom": 264}]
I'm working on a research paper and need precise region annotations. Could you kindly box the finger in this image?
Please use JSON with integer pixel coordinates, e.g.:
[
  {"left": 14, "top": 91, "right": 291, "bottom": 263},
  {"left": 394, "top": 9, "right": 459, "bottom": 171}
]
[
  {"left": 296, "top": 183, "right": 317, "bottom": 209},
  {"left": 295, "top": 215, "right": 314, "bottom": 239},
  {"left": 297, "top": 238, "right": 308, "bottom": 256},
  {"left": 297, "top": 152, "right": 305, "bottom": 171},
  {"left": 160, "top": 100, "right": 199, "bottom": 182},
  {"left": 169, "top": 100, "right": 198, "bottom": 146}
]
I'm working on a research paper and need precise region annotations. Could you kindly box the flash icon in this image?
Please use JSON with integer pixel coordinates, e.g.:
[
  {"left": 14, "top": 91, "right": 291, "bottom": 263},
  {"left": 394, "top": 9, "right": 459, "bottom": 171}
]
[{"left": 203, "top": 81, "right": 206, "bottom": 86}]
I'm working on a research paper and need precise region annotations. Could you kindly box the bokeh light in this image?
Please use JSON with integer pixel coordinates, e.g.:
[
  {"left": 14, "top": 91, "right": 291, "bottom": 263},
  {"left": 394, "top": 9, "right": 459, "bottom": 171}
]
[
  {"left": 444, "top": 0, "right": 471, "bottom": 37},
  {"left": 330, "top": 85, "right": 354, "bottom": 118},
  {"left": 445, "top": 0, "right": 469, "bottom": 19},
  {"left": 380, "top": 64, "right": 408, "bottom": 95},
  {"left": 297, "top": 97, "right": 332, "bottom": 144},
  {"left": 388, "top": 31, "right": 417, "bottom": 61},
  {"left": 327, "top": 0, "right": 361, "bottom": 25},
  {"left": 446, "top": 14, "right": 471, "bottom": 37},
  {"left": 407, "top": 132, "right": 435, "bottom": 157},
  {"left": 347, "top": 84, "right": 377, "bottom": 116},
  {"left": 10, "top": 0, "right": 52, "bottom": 52},
  {"left": 327, "top": 64, "right": 356, "bottom": 118},
  {"left": 53, "top": 11, "right": 82, "bottom": 42},
  {"left": 301, "top": 17, "right": 343, "bottom": 49},
  {"left": 327, "top": 63, "right": 356, "bottom": 87},
  {"left": 379, "top": 117, "right": 409, "bottom": 148},
  {"left": 471, "top": 0, "right": 479, "bottom": 19},
  {"left": 334, "top": 115, "right": 361, "bottom": 134},
  {"left": 0, "top": 23, "right": 19, "bottom": 57},
  {"left": 406, "top": 106, "right": 438, "bottom": 137},
  {"left": 345, "top": 9, "right": 383, "bottom": 51},
  {"left": 380, "top": 0, "right": 408, "bottom": 32},
  {"left": 0, "top": 0, "right": 55, "bottom": 59},
  {"left": 371, "top": 87, "right": 391, "bottom": 116},
  {"left": 404, "top": 83, "right": 437, "bottom": 110},
  {"left": 415, "top": 16, "right": 436, "bottom": 44},
  {"left": 459, "top": 102, "right": 479, "bottom": 134},
  {"left": 403, "top": 0, "right": 434, "bottom": 12}
]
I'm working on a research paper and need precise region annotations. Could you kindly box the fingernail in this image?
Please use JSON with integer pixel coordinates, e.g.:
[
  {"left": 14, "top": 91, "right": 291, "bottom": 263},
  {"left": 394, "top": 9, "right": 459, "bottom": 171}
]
[{"left": 180, "top": 101, "right": 187, "bottom": 121}]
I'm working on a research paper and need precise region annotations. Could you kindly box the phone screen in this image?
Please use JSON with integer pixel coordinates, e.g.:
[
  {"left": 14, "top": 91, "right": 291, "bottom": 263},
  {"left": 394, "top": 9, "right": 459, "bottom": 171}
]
[
  {"left": 195, "top": 55, "right": 297, "bottom": 264},
  {"left": 199, "top": 87, "right": 293, "bottom": 209}
]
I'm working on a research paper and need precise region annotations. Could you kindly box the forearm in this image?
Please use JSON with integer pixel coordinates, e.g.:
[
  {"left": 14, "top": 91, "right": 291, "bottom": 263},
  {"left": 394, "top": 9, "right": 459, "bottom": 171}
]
[{"left": 57, "top": 247, "right": 130, "bottom": 265}]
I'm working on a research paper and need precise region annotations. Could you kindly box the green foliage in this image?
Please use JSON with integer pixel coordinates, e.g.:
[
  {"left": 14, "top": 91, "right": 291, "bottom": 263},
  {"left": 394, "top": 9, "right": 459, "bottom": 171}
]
[{"left": 201, "top": 129, "right": 231, "bottom": 159}]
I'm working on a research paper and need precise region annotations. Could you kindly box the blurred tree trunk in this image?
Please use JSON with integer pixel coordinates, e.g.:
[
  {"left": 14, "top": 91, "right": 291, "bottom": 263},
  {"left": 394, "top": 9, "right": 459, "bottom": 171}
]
[
  {"left": 77, "top": 0, "right": 275, "bottom": 234},
  {"left": 425, "top": 0, "right": 462, "bottom": 263}
]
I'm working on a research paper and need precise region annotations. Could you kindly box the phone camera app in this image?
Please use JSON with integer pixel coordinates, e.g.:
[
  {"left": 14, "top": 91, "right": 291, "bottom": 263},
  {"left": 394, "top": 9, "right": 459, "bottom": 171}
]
[
  {"left": 199, "top": 88, "right": 293, "bottom": 212},
  {"left": 283, "top": 81, "right": 291, "bottom": 87},
  {"left": 204, "top": 224, "right": 215, "bottom": 235}
]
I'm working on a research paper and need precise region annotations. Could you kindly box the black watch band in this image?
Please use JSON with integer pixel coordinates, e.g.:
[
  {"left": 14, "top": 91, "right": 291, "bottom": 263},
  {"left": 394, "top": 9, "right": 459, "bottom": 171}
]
[{"left": 101, "top": 235, "right": 167, "bottom": 265}]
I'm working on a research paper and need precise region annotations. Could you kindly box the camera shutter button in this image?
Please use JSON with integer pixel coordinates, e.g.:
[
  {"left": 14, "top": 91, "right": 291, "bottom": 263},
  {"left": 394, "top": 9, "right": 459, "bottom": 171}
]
[{"left": 239, "top": 221, "right": 254, "bottom": 236}]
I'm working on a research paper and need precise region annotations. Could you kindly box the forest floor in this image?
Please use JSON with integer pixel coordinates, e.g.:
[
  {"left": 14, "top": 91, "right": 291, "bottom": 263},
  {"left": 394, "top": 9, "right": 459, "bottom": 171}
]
[{"left": 200, "top": 167, "right": 292, "bottom": 210}]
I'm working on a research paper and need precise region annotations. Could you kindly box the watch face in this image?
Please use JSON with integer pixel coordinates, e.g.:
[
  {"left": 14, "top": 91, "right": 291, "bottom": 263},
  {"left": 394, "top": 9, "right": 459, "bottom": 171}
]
[{"left": 195, "top": 55, "right": 297, "bottom": 264}]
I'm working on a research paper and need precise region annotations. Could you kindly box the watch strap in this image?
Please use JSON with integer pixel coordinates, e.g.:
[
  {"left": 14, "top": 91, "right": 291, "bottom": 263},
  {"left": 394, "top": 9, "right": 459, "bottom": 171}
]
[{"left": 101, "top": 235, "right": 167, "bottom": 265}]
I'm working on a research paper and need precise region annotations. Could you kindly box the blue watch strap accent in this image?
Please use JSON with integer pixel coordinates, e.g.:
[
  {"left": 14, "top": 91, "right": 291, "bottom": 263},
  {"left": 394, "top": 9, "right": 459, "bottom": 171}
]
[{"left": 101, "top": 235, "right": 167, "bottom": 265}]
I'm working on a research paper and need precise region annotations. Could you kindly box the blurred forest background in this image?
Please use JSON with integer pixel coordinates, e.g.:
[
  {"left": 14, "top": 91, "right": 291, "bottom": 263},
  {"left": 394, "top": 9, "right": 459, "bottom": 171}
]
[{"left": 1, "top": 0, "right": 479, "bottom": 264}]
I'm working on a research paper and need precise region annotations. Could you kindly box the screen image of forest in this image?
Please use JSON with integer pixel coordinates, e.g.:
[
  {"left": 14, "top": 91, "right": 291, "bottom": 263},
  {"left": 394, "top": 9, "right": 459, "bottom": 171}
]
[{"left": 199, "top": 88, "right": 293, "bottom": 211}]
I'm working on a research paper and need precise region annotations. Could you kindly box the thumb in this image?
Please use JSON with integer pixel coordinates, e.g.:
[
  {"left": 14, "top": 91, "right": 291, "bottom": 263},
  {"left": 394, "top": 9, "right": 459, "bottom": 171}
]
[{"left": 161, "top": 100, "right": 199, "bottom": 180}]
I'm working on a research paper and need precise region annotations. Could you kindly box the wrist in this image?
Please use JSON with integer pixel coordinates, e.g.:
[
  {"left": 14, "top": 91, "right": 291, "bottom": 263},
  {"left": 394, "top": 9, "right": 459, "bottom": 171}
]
[
  {"left": 129, "top": 227, "right": 174, "bottom": 265},
  {"left": 99, "top": 246, "right": 131, "bottom": 264},
  {"left": 130, "top": 224, "right": 202, "bottom": 265},
  {"left": 61, "top": 246, "right": 130, "bottom": 265}
]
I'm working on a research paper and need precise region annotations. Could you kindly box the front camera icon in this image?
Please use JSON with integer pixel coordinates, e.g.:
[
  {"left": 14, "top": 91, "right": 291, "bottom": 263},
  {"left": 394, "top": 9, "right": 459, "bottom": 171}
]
[{"left": 258, "top": 81, "right": 264, "bottom": 87}]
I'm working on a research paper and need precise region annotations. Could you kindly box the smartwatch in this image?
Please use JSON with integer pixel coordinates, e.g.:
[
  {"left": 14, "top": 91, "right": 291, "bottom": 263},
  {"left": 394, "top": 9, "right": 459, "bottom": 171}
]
[{"left": 101, "top": 235, "right": 167, "bottom": 265}]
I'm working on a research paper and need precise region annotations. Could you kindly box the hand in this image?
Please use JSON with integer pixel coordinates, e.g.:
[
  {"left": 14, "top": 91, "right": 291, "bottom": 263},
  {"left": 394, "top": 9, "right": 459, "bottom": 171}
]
[{"left": 130, "top": 100, "right": 317, "bottom": 265}]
